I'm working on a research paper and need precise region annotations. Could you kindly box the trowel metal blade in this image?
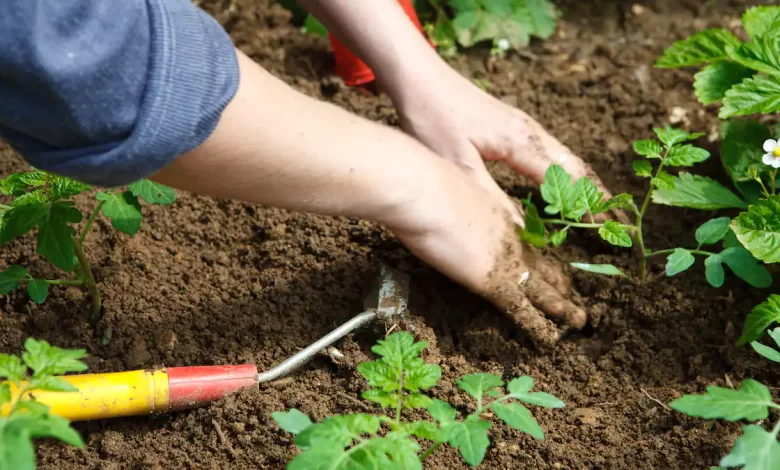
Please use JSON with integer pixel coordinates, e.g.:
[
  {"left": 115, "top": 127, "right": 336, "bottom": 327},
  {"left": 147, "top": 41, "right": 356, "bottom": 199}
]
[{"left": 363, "top": 263, "right": 410, "bottom": 319}]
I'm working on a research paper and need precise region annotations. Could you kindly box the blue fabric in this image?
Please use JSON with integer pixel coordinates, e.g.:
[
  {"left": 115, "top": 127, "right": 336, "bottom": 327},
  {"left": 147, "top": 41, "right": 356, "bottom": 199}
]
[{"left": 0, "top": 0, "right": 240, "bottom": 187}]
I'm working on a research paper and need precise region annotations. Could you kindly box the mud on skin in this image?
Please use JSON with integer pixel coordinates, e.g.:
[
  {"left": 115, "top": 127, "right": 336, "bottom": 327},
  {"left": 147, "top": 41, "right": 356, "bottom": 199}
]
[{"left": 0, "top": 0, "right": 777, "bottom": 468}]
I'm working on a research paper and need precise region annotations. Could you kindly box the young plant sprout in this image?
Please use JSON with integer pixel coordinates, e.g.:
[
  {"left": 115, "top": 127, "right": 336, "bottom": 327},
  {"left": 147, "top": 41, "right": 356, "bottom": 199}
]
[
  {"left": 272, "top": 332, "right": 564, "bottom": 468},
  {"left": 519, "top": 125, "right": 770, "bottom": 289},
  {"left": 0, "top": 170, "right": 175, "bottom": 322}
]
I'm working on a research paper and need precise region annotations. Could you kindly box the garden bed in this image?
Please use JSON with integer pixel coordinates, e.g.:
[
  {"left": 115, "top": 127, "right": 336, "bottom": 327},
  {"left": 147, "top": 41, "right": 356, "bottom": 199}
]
[{"left": 2, "top": 0, "right": 778, "bottom": 468}]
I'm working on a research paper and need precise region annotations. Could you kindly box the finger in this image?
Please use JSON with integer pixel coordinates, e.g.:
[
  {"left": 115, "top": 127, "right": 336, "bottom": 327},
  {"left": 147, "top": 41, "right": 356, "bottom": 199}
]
[
  {"left": 523, "top": 249, "right": 570, "bottom": 295},
  {"left": 523, "top": 277, "right": 587, "bottom": 330},
  {"left": 457, "top": 146, "right": 525, "bottom": 226},
  {"left": 492, "top": 286, "right": 560, "bottom": 347}
]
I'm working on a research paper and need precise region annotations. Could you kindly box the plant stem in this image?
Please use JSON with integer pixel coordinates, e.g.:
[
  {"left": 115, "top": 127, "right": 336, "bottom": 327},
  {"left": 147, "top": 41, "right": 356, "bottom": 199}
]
[
  {"left": 645, "top": 248, "right": 717, "bottom": 259},
  {"left": 541, "top": 219, "right": 636, "bottom": 231},
  {"left": 636, "top": 149, "right": 672, "bottom": 280},
  {"left": 772, "top": 418, "right": 780, "bottom": 441},
  {"left": 78, "top": 200, "right": 105, "bottom": 247},
  {"left": 46, "top": 279, "right": 85, "bottom": 286},
  {"left": 419, "top": 442, "right": 443, "bottom": 462},
  {"left": 772, "top": 169, "right": 778, "bottom": 196},
  {"left": 73, "top": 236, "right": 102, "bottom": 324}
]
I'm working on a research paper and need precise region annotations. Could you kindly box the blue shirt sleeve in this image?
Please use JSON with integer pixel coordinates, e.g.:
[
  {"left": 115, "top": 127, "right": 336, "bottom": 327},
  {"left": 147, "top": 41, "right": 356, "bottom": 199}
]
[{"left": 0, "top": 0, "right": 240, "bottom": 187}]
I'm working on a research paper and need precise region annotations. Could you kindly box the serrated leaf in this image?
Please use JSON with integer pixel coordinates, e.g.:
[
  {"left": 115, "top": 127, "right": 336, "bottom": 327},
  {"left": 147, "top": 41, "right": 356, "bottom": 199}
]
[
  {"left": 295, "top": 414, "right": 380, "bottom": 450},
  {"left": 727, "top": 32, "right": 780, "bottom": 77},
  {"left": 0, "top": 265, "right": 31, "bottom": 294},
  {"left": 719, "top": 425, "right": 780, "bottom": 470},
  {"left": 272, "top": 409, "right": 313, "bottom": 435},
  {"left": 654, "top": 126, "right": 695, "bottom": 148},
  {"left": 651, "top": 173, "right": 747, "bottom": 210},
  {"left": 27, "top": 376, "right": 78, "bottom": 392},
  {"left": 704, "top": 255, "right": 726, "bottom": 288},
  {"left": 693, "top": 61, "right": 755, "bottom": 105},
  {"left": 731, "top": 196, "right": 780, "bottom": 263},
  {"left": 720, "top": 120, "right": 771, "bottom": 199},
  {"left": 361, "top": 389, "right": 399, "bottom": 408},
  {"left": 493, "top": 403, "right": 544, "bottom": 440},
  {"left": 652, "top": 172, "right": 676, "bottom": 190},
  {"left": 26, "top": 279, "right": 48, "bottom": 304},
  {"left": 0, "top": 203, "right": 48, "bottom": 246},
  {"left": 720, "top": 74, "right": 780, "bottom": 118},
  {"left": 633, "top": 139, "right": 664, "bottom": 159},
  {"left": 407, "top": 420, "right": 441, "bottom": 441},
  {"left": 666, "top": 248, "right": 696, "bottom": 276},
  {"left": 720, "top": 247, "right": 773, "bottom": 289},
  {"left": 427, "top": 399, "right": 457, "bottom": 425},
  {"left": 669, "top": 379, "right": 772, "bottom": 421},
  {"left": 550, "top": 227, "right": 568, "bottom": 246},
  {"left": 633, "top": 160, "right": 653, "bottom": 177},
  {"left": 358, "top": 361, "right": 398, "bottom": 392},
  {"left": 128, "top": 180, "right": 176, "bottom": 205},
  {"left": 0, "top": 172, "right": 30, "bottom": 196},
  {"left": 97, "top": 191, "right": 142, "bottom": 236},
  {"left": 574, "top": 177, "right": 604, "bottom": 212},
  {"left": 598, "top": 220, "right": 632, "bottom": 247},
  {"left": 0, "top": 354, "right": 26, "bottom": 382},
  {"left": 540, "top": 165, "right": 587, "bottom": 220},
  {"left": 598, "top": 193, "right": 636, "bottom": 213},
  {"left": 405, "top": 361, "right": 441, "bottom": 392},
  {"left": 456, "top": 373, "right": 504, "bottom": 400},
  {"left": 404, "top": 393, "right": 433, "bottom": 410},
  {"left": 742, "top": 6, "right": 780, "bottom": 38},
  {"left": 665, "top": 144, "right": 711, "bottom": 167},
  {"left": 508, "top": 376, "right": 534, "bottom": 394},
  {"left": 750, "top": 341, "right": 780, "bottom": 363},
  {"left": 513, "top": 0, "right": 557, "bottom": 39},
  {"left": 696, "top": 217, "right": 732, "bottom": 245},
  {"left": 21, "top": 338, "right": 87, "bottom": 377},
  {"left": 655, "top": 29, "right": 741, "bottom": 68},
  {"left": 738, "top": 295, "right": 780, "bottom": 345},
  {"left": 50, "top": 176, "right": 90, "bottom": 199},
  {"left": 18, "top": 171, "right": 47, "bottom": 188},
  {"left": 36, "top": 202, "right": 81, "bottom": 272},
  {"left": 444, "top": 419, "right": 491, "bottom": 466},
  {"left": 570, "top": 262, "right": 626, "bottom": 276}
]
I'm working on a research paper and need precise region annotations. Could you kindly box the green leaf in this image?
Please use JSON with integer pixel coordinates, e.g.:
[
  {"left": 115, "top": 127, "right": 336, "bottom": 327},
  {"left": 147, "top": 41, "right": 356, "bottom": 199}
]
[
  {"left": 666, "top": 248, "right": 695, "bottom": 276},
  {"left": 27, "top": 376, "right": 78, "bottom": 392},
  {"left": 0, "top": 172, "right": 30, "bottom": 196},
  {"left": 302, "top": 14, "right": 328, "bottom": 37},
  {"left": 694, "top": 61, "right": 756, "bottom": 105},
  {"left": 405, "top": 361, "right": 441, "bottom": 392},
  {"left": 696, "top": 217, "right": 732, "bottom": 245},
  {"left": 742, "top": 6, "right": 780, "bottom": 38},
  {"left": 456, "top": 373, "right": 504, "bottom": 400},
  {"left": 598, "top": 220, "right": 632, "bottom": 247},
  {"left": 358, "top": 361, "right": 398, "bottom": 392},
  {"left": 750, "top": 341, "right": 780, "bottom": 363},
  {"left": 652, "top": 172, "right": 676, "bottom": 190},
  {"left": 444, "top": 419, "right": 491, "bottom": 466},
  {"left": 128, "top": 180, "right": 176, "bottom": 205},
  {"left": 719, "top": 425, "right": 780, "bottom": 470},
  {"left": 664, "top": 144, "right": 711, "bottom": 167},
  {"left": 651, "top": 173, "right": 747, "bottom": 210},
  {"left": 633, "top": 139, "right": 664, "bottom": 159},
  {"left": 0, "top": 424, "right": 37, "bottom": 470},
  {"left": 370, "top": 332, "right": 427, "bottom": 367},
  {"left": 404, "top": 393, "right": 433, "bottom": 410},
  {"left": 0, "top": 265, "right": 31, "bottom": 294},
  {"left": 540, "top": 165, "right": 587, "bottom": 220},
  {"left": 513, "top": 391, "right": 566, "bottom": 409},
  {"left": 720, "top": 120, "right": 771, "bottom": 194},
  {"left": 18, "top": 171, "right": 47, "bottom": 188},
  {"left": 295, "top": 414, "right": 380, "bottom": 450},
  {"left": 549, "top": 227, "right": 568, "bottom": 246},
  {"left": 574, "top": 177, "right": 604, "bottom": 213},
  {"left": 514, "top": 0, "right": 557, "bottom": 39},
  {"left": 719, "top": 247, "right": 773, "bottom": 288},
  {"left": 654, "top": 126, "right": 695, "bottom": 148},
  {"left": 507, "top": 376, "right": 534, "bottom": 394},
  {"left": 361, "top": 389, "right": 399, "bottom": 409},
  {"left": 21, "top": 338, "right": 87, "bottom": 377},
  {"left": 36, "top": 202, "right": 82, "bottom": 272},
  {"left": 287, "top": 447, "right": 346, "bottom": 470},
  {"left": 0, "top": 203, "right": 48, "bottom": 246},
  {"left": 720, "top": 75, "right": 780, "bottom": 118},
  {"left": 13, "top": 410, "right": 85, "bottom": 448},
  {"left": 97, "top": 191, "right": 143, "bottom": 236},
  {"left": 427, "top": 399, "right": 457, "bottom": 425},
  {"left": 493, "top": 403, "right": 544, "bottom": 440},
  {"left": 569, "top": 262, "right": 626, "bottom": 276},
  {"left": 727, "top": 32, "right": 780, "bottom": 77},
  {"left": 669, "top": 379, "right": 773, "bottom": 422},
  {"left": 704, "top": 254, "right": 726, "bottom": 288},
  {"left": 519, "top": 198, "right": 548, "bottom": 248},
  {"left": 633, "top": 160, "right": 653, "bottom": 178},
  {"left": 598, "top": 193, "right": 636, "bottom": 214},
  {"left": 738, "top": 295, "right": 780, "bottom": 345},
  {"left": 272, "top": 409, "right": 313, "bottom": 435},
  {"left": 655, "top": 29, "right": 741, "bottom": 68},
  {"left": 407, "top": 420, "right": 441, "bottom": 441},
  {"left": 50, "top": 176, "right": 90, "bottom": 199},
  {"left": 26, "top": 279, "right": 48, "bottom": 304},
  {"left": 723, "top": 229, "right": 742, "bottom": 249},
  {"left": 0, "top": 354, "right": 26, "bottom": 382},
  {"left": 731, "top": 196, "right": 780, "bottom": 263},
  {"left": 0, "top": 383, "right": 10, "bottom": 404}
]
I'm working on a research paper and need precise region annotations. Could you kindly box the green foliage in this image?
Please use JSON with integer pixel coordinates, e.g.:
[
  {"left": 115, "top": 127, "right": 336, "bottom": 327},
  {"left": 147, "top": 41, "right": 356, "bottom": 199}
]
[
  {"left": 670, "top": 378, "right": 780, "bottom": 470},
  {"left": 0, "top": 338, "right": 87, "bottom": 470},
  {"left": 0, "top": 169, "right": 174, "bottom": 309},
  {"left": 750, "top": 327, "right": 780, "bottom": 363},
  {"left": 569, "top": 262, "right": 625, "bottom": 276},
  {"left": 731, "top": 195, "right": 780, "bottom": 264},
  {"left": 272, "top": 332, "right": 564, "bottom": 468},
  {"left": 666, "top": 248, "right": 695, "bottom": 276},
  {"left": 720, "top": 120, "right": 774, "bottom": 203},
  {"left": 738, "top": 295, "right": 780, "bottom": 345},
  {"left": 656, "top": 6, "right": 780, "bottom": 119},
  {"left": 651, "top": 173, "right": 746, "bottom": 210}
]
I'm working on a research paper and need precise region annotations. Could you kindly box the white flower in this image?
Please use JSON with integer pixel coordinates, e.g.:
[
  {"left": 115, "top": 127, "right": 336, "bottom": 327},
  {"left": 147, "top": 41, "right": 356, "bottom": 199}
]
[
  {"left": 763, "top": 139, "right": 780, "bottom": 168},
  {"left": 497, "top": 39, "right": 510, "bottom": 51}
]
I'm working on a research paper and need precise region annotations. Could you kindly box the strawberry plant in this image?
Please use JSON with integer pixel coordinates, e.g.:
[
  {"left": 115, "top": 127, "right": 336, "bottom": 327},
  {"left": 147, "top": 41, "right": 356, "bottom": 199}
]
[
  {"left": 0, "top": 170, "right": 175, "bottom": 321},
  {"left": 272, "top": 331, "right": 564, "bottom": 468},
  {"left": 0, "top": 338, "right": 88, "bottom": 470}
]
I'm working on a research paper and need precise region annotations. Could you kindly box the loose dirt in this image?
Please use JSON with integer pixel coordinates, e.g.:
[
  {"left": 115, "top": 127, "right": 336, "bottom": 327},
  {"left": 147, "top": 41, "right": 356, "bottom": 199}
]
[{"left": 2, "top": 0, "right": 778, "bottom": 468}]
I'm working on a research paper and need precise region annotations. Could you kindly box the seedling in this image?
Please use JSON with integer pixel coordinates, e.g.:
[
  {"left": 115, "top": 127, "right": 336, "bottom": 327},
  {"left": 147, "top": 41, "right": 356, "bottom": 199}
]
[
  {"left": 0, "top": 338, "right": 87, "bottom": 470},
  {"left": 272, "top": 331, "right": 564, "bottom": 468},
  {"left": 0, "top": 170, "right": 175, "bottom": 321},
  {"left": 519, "top": 125, "right": 770, "bottom": 289}
]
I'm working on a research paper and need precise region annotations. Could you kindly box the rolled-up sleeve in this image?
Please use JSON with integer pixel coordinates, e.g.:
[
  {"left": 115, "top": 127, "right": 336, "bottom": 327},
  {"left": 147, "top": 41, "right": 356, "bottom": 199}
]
[{"left": 0, "top": 0, "right": 239, "bottom": 187}]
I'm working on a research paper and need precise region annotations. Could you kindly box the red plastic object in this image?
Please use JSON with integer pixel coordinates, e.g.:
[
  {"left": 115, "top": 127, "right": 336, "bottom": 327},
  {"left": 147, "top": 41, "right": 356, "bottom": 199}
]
[
  {"left": 329, "top": 0, "right": 427, "bottom": 86},
  {"left": 167, "top": 364, "right": 258, "bottom": 410}
]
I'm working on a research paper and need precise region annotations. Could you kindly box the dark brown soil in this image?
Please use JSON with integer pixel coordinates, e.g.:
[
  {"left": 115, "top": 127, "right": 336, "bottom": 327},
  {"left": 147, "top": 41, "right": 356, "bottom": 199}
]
[{"left": 2, "top": 0, "right": 778, "bottom": 468}]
